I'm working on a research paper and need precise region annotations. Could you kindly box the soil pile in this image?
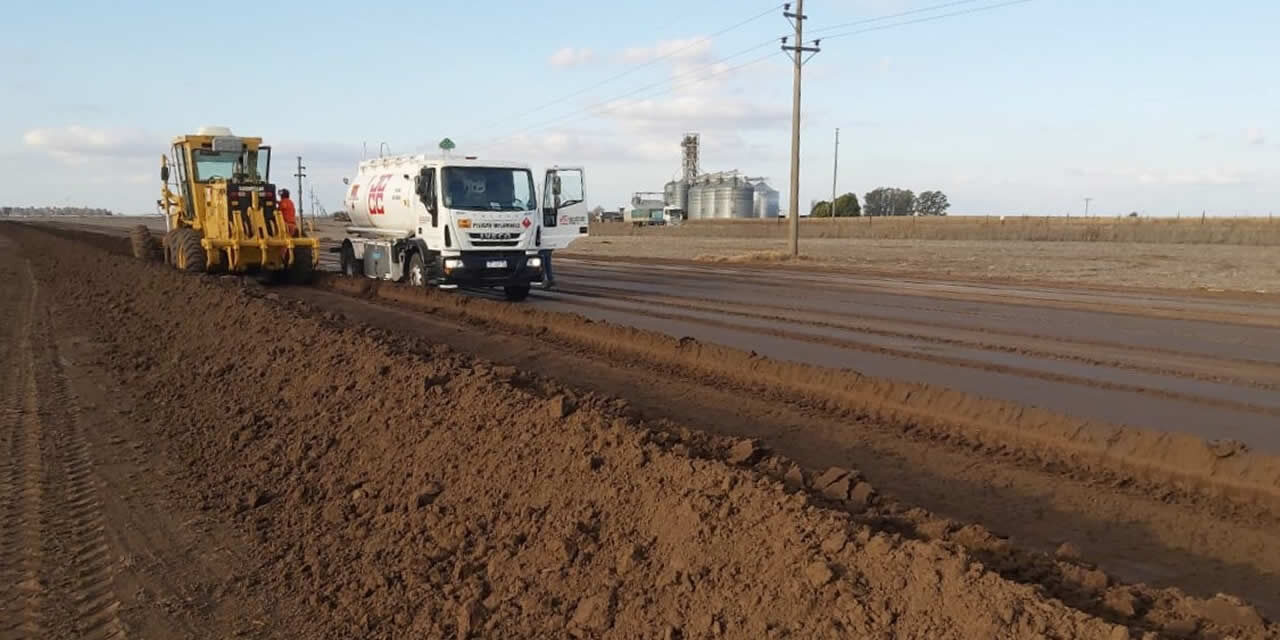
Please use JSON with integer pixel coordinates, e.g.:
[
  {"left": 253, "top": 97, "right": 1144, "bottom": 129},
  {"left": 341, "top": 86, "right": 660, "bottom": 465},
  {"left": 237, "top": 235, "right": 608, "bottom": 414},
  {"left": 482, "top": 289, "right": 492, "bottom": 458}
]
[{"left": 9, "top": 225, "right": 1277, "bottom": 639}]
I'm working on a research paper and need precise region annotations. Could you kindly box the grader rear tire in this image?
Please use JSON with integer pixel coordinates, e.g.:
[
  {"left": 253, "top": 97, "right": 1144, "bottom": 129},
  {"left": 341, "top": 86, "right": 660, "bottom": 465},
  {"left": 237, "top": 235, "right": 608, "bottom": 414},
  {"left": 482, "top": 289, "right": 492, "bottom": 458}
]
[
  {"left": 130, "top": 225, "right": 161, "bottom": 261},
  {"left": 176, "top": 229, "right": 207, "bottom": 273}
]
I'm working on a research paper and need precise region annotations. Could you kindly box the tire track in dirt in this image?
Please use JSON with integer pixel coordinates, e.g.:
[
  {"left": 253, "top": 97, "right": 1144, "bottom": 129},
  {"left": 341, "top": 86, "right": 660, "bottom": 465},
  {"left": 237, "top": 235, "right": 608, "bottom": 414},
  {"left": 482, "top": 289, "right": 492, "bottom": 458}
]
[
  {"left": 559, "top": 281, "right": 1280, "bottom": 391},
  {"left": 537, "top": 289, "right": 1280, "bottom": 421},
  {"left": 562, "top": 255, "right": 1280, "bottom": 328},
  {"left": 0, "top": 259, "right": 125, "bottom": 640}
]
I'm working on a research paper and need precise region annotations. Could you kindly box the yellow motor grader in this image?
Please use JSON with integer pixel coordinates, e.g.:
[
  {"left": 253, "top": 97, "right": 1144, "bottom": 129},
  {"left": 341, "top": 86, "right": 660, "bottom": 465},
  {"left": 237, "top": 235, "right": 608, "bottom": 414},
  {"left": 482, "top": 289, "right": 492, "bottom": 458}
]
[{"left": 131, "top": 126, "right": 317, "bottom": 282}]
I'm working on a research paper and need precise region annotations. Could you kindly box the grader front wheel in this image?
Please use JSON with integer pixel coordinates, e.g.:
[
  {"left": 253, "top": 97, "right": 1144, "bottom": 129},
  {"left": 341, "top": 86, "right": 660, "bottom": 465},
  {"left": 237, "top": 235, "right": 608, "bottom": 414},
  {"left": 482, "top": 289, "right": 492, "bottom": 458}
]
[
  {"left": 130, "top": 225, "right": 161, "bottom": 261},
  {"left": 175, "top": 229, "right": 207, "bottom": 273}
]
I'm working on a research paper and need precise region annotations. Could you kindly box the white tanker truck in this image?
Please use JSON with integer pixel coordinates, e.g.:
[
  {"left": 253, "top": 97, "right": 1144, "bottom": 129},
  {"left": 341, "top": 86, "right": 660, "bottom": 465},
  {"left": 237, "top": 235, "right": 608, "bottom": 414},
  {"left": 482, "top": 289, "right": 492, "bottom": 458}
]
[{"left": 337, "top": 155, "right": 588, "bottom": 300}]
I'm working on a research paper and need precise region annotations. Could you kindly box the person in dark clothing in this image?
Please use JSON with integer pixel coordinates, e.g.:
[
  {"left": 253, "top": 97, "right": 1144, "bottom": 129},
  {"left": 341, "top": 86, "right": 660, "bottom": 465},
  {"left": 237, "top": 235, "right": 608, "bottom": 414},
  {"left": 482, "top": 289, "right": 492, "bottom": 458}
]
[{"left": 538, "top": 249, "right": 554, "bottom": 289}]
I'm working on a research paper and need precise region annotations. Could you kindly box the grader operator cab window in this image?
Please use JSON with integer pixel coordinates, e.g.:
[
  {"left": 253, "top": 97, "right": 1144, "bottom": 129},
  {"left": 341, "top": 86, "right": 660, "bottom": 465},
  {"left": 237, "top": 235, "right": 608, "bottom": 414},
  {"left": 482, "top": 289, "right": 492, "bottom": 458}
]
[{"left": 192, "top": 146, "right": 270, "bottom": 183}]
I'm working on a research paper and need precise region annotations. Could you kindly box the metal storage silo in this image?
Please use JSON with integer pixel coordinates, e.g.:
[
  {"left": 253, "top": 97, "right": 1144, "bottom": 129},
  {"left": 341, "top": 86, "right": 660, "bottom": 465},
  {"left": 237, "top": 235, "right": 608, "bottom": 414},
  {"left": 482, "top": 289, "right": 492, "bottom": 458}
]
[
  {"left": 687, "top": 181, "right": 708, "bottom": 220},
  {"left": 753, "top": 182, "right": 780, "bottom": 218},
  {"left": 728, "top": 177, "right": 755, "bottom": 218},
  {"left": 664, "top": 180, "right": 689, "bottom": 212},
  {"left": 712, "top": 178, "right": 734, "bottom": 218}
]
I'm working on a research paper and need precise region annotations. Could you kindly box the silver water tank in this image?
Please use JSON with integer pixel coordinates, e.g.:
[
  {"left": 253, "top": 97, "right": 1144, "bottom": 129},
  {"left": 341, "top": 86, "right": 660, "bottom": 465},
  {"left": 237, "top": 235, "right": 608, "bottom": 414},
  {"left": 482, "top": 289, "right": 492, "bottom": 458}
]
[{"left": 753, "top": 182, "right": 780, "bottom": 218}]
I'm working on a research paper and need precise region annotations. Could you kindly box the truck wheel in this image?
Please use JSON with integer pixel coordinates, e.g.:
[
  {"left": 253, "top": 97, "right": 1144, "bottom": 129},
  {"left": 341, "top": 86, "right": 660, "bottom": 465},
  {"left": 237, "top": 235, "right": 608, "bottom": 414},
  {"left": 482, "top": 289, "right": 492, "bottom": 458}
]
[
  {"left": 130, "top": 225, "right": 160, "bottom": 261},
  {"left": 503, "top": 285, "right": 531, "bottom": 302},
  {"left": 176, "top": 229, "right": 207, "bottom": 273},
  {"left": 286, "top": 247, "right": 315, "bottom": 284},
  {"left": 406, "top": 252, "right": 427, "bottom": 287},
  {"left": 340, "top": 243, "right": 362, "bottom": 277}
]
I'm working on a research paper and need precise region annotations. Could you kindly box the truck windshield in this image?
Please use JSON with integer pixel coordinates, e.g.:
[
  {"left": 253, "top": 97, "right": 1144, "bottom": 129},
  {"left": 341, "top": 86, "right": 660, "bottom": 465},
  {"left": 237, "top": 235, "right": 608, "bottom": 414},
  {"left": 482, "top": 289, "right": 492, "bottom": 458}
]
[
  {"left": 192, "top": 148, "right": 268, "bottom": 182},
  {"left": 442, "top": 167, "right": 536, "bottom": 212}
]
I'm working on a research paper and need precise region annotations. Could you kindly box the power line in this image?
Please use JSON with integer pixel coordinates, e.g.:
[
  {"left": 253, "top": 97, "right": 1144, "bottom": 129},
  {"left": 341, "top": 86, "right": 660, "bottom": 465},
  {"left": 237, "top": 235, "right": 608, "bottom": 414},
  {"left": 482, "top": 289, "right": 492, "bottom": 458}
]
[
  {"left": 462, "top": 3, "right": 784, "bottom": 138},
  {"left": 814, "top": 0, "right": 1035, "bottom": 41},
  {"left": 809, "top": 0, "right": 986, "bottom": 35},
  {"left": 489, "top": 50, "right": 781, "bottom": 145},
  {"left": 483, "top": 39, "right": 783, "bottom": 145}
]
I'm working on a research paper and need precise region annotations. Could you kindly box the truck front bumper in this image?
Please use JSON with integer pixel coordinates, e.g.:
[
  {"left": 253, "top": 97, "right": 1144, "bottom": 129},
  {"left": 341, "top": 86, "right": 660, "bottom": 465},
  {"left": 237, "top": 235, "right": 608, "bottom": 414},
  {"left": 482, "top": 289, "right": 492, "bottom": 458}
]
[{"left": 438, "top": 252, "right": 543, "bottom": 288}]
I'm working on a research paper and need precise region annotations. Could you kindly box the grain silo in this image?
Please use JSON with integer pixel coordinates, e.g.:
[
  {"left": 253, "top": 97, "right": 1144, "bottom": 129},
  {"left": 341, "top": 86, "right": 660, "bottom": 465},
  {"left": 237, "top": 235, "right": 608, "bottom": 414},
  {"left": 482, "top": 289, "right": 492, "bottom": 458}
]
[
  {"left": 752, "top": 181, "right": 780, "bottom": 218},
  {"left": 687, "top": 180, "right": 710, "bottom": 219},
  {"left": 709, "top": 174, "right": 754, "bottom": 219},
  {"left": 663, "top": 180, "right": 689, "bottom": 213}
]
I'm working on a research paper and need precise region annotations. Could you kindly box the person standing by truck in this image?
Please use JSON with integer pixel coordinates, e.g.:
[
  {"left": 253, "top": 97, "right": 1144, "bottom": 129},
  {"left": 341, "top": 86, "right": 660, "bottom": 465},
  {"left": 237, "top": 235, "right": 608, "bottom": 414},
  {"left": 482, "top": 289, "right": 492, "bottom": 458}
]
[
  {"left": 278, "top": 188, "right": 298, "bottom": 236},
  {"left": 538, "top": 248, "right": 555, "bottom": 289}
]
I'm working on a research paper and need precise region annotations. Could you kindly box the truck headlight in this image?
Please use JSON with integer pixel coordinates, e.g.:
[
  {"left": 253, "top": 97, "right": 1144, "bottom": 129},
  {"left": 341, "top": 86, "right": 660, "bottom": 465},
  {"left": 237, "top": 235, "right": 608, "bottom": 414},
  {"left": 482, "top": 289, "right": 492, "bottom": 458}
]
[
  {"left": 444, "top": 258, "right": 463, "bottom": 269},
  {"left": 527, "top": 257, "right": 542, "bottom": 268}
]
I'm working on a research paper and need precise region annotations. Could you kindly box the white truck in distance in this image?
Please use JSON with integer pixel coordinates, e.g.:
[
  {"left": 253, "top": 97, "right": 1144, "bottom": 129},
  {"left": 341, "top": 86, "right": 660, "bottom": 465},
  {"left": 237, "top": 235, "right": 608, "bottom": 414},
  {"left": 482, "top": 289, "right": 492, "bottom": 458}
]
[{"left": 337, "top": 155, "right": 588, "bottom": 300}]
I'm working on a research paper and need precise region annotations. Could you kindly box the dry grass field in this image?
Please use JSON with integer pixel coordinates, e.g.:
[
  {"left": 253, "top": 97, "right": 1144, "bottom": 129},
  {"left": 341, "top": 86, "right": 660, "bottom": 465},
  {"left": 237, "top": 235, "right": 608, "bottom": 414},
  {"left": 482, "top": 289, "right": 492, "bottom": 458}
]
[
  {"left": 571, "top": 218, "right": 1280, "bottom": 293},
  {"left": 589, "top": 216, "right": 1280, "bottom": 245}
]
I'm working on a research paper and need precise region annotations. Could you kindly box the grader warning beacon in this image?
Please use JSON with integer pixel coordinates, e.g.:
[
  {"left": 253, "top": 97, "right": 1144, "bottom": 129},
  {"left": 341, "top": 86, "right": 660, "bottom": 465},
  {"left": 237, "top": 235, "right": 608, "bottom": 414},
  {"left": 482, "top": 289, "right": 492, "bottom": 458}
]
[{"left": 131, "top": 126, "right": 317, "bottom": 282}]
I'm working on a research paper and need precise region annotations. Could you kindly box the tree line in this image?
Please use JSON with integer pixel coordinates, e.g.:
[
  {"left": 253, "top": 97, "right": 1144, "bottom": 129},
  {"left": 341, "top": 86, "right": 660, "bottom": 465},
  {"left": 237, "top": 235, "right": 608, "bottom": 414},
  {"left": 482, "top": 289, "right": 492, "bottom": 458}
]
[{"left": 810, "top": 188, "right": 950, "bottom": 217}]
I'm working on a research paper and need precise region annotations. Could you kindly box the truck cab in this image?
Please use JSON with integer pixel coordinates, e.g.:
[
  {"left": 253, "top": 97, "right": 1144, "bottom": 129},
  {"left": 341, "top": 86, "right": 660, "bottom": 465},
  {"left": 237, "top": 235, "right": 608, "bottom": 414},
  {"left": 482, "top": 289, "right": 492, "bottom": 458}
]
[{"left": 339, "top": 155, "right": 587, "bottom": 300}]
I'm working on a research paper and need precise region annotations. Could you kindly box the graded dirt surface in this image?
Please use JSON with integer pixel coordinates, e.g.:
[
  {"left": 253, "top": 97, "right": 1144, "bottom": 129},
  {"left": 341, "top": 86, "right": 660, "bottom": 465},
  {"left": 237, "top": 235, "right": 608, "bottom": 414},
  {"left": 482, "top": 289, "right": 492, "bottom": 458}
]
[{"left": 4, "top": 222, "right": 1280, "bottom": 639}]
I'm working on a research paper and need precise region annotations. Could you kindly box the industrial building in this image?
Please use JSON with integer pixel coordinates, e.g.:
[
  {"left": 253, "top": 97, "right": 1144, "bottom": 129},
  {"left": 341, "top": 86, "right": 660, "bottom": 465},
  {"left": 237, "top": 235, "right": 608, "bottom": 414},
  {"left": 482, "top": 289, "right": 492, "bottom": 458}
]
[{"left": 658, "top": 133, "right": 780, "bottom": 220}]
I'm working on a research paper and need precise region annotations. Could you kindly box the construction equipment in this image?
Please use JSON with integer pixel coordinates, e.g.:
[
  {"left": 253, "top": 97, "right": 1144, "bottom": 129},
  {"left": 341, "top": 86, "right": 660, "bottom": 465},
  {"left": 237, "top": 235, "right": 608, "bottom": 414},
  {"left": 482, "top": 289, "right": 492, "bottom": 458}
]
[{"left": 131, "top": 126, "right": 317, "bottom": 282}]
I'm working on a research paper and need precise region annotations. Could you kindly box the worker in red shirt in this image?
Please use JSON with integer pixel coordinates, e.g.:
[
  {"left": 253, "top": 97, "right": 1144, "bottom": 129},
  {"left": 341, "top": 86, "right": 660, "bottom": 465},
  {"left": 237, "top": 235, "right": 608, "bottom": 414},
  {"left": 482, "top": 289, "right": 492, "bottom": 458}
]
[{"left": 278, "top": 188, "right": 298, "bottom": 236}]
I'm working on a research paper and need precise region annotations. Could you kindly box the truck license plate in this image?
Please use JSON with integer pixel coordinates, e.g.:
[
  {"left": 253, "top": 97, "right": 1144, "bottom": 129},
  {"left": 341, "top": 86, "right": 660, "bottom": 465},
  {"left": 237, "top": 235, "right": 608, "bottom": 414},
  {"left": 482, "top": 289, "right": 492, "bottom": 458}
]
[{"left": 485, "top": 260, "right": 507, "bottom": 269}]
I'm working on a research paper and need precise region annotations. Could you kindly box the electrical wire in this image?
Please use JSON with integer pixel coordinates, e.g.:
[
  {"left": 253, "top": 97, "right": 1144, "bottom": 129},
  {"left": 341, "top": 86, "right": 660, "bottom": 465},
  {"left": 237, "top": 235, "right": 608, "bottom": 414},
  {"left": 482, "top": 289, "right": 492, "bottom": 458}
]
[
  {"left": 462, "top": 3, "right": 784, "bottom": 138},
  {"left": 814, "top": 0, "right": 1035, "bottom": 42},
  {"left": 482, "top": 39, "right": 783, "bottom": 145},
  {"left": 808, "top": 0, "right": 986, "bottom": 35}
]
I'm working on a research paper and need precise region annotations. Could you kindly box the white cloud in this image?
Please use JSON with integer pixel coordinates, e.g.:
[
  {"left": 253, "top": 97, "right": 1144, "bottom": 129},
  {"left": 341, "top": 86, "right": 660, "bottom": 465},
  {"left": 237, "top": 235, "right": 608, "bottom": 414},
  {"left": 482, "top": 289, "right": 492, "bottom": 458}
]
[
  {"left": 22, "top": 125, "right": 152, "bottom": 164},
  {"left": 620, "top": 37, "right": 712, "bottom": 64},
  {"left": 1066, "top": 166, "right": 1253, "bottom": 187},
  {"left": 1246, "top": 128, "right": 1266, "bottom": 146},
  {"left": 598, "top": 94, "right": 788, "bottom": 132},
  {"left": 549, "top": 47, "right": 594, "bottom": 68}
]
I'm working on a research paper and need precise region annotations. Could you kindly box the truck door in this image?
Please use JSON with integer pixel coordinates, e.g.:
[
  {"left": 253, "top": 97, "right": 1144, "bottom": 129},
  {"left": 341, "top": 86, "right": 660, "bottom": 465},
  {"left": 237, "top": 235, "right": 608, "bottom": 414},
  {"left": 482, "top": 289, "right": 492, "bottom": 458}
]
[{"left": 540, "top": 167, "right": 589, "bottom": 250}]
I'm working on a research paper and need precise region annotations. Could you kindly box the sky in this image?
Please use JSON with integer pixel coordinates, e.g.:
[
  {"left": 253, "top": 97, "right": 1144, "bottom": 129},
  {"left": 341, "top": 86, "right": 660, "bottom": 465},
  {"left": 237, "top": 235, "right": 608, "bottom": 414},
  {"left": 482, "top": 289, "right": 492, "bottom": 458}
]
[{"left": 2, "top": 0, "right": 1277, "bottom": 216}]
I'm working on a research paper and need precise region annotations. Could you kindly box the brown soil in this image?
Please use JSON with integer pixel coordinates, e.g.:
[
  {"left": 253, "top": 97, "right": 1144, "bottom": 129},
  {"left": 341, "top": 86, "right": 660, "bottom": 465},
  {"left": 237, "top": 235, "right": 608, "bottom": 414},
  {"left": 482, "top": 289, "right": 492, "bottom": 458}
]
[{"left": 3, "top": 223, "right": 1278, "bottom": 639}]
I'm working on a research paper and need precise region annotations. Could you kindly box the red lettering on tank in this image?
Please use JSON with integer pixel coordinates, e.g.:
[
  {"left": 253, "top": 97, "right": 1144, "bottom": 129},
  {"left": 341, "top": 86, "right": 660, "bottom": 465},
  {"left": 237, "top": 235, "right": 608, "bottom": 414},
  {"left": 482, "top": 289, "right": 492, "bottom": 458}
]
[{"left": 368, "top": 175, "right": 392, "bottom": 215}]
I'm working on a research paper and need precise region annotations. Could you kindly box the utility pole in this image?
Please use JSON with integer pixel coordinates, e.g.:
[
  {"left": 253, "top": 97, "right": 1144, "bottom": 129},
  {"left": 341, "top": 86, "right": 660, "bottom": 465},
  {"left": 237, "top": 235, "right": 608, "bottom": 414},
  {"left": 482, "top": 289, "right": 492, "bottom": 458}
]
[
  {"left": 830, "top": 128, "right": 839, "bottom": 219},
  {"left": 782, "top": 1, "right": 819, "bottom": 257},
  {"left": 1084, "top": 197, "right": 1092, "bottom": 217},
  {"left": 294, "top": 156, "right": 307, "bottom": 218}
]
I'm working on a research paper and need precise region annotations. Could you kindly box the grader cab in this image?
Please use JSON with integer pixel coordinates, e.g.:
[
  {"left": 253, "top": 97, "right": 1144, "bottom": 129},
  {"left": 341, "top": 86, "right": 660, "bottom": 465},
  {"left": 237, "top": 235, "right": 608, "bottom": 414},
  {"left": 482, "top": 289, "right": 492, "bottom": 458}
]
[{"left": 131, "top": 126, "right": 317, "bottom": 282}]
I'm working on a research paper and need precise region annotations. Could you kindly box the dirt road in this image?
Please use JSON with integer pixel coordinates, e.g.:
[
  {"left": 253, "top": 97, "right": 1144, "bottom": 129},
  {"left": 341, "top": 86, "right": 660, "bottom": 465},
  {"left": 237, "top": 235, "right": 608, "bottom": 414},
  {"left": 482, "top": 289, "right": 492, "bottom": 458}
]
[
  {"left": 7, "top": 222, "right": 1280, "bottom": 639},
  {"left": 539, "top": 257, "right": 1280, "bottom": 449},
  {"left": 38, "top": 217, "right": 1280, "bottom": 450}
]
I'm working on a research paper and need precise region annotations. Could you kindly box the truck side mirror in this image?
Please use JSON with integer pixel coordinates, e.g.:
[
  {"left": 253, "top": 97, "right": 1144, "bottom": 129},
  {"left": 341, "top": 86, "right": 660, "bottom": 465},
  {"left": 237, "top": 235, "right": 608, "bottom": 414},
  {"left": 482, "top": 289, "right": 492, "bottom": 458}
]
[
  {"left": 342, "top": 177, "right": 350, "bottom": 185},
  {"left": 160, "top": 166, "right": 169, "bottom": 182},
  {"left": 552, "top": 175, "right": 562, "bottom": 196}
]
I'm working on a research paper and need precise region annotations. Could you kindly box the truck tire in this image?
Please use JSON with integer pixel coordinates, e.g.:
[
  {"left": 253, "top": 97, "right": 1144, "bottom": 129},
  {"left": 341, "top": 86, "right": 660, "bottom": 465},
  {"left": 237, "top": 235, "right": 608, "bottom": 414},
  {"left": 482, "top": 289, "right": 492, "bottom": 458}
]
[
  {"left": 340, "top": 243, "right": 362, "bottom": 277},
  {"left": 130, "top": 225, "right": 160, "bottom": 261},
  {"left": 176, "top": 229, "right": 207, "bottom": 273},
  {"left": 503, "top": 285, "right": 531, "bottom": 302},
  {"left": 286, "top": 247, "right": 314, "bottom": 285},
  {"left": 406, "top": 252, "right": 427, "bottom": 287}
]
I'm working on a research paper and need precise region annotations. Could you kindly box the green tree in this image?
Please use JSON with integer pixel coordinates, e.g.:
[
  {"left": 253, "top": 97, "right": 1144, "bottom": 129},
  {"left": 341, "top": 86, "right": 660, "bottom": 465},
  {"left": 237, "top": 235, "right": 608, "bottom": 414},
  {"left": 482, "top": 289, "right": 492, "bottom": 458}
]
[
  {"left": 866, "top": 187, "right": 916, "bottom": 216},
  {"left": 864, "top": 188, "right": 891, "bottom": 216},
  {"left": 833, "top": 192, "right": 861, "bottom": 217},
  {"left": 810, "top": 200, "right": 833, "bottom": 217},
  {"left": 916, "top": 191, "right": 950, "bottom": 216}
]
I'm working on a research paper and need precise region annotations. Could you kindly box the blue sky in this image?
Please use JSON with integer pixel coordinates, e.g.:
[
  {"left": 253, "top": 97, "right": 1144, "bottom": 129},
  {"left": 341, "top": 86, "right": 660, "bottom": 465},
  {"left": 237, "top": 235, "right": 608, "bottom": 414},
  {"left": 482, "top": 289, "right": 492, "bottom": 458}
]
[{"left": 2, "top": 0, "right": 1276, "bottom": 216}]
